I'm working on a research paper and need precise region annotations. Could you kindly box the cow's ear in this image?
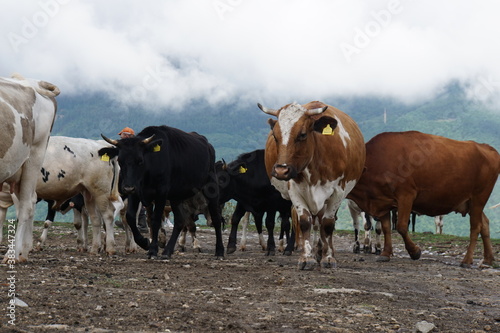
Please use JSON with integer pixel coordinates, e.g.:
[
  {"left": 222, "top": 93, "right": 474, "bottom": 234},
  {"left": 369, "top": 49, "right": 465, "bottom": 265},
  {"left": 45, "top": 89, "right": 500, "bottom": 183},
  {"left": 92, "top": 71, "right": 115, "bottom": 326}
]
[
  {"left": 313, "top": 116, "right": 338, "bottom": 135},
  {"left": 268, "top": 118, "right": 277, "bottom": 130},
  {"left": 98, "top": 147, "right": 118, "bottom": 159},
  {"left": 146, "top": 139, "right": 163, "bottom": 153}
]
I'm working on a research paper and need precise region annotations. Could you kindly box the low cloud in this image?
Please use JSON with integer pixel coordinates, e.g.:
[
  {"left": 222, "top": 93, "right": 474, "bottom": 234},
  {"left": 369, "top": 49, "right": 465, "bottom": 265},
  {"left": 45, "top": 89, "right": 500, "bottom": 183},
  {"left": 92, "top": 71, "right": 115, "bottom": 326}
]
[{"left": 2, "top": 0, "right": 500, "bottom": 110}]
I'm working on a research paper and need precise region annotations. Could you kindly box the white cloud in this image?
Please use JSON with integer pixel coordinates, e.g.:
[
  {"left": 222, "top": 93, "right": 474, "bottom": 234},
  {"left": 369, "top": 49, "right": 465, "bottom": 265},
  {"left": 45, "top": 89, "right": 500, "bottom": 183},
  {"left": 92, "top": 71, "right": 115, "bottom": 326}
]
[{"left": 2, "top": 0, "right": 500, "bottom": 110}]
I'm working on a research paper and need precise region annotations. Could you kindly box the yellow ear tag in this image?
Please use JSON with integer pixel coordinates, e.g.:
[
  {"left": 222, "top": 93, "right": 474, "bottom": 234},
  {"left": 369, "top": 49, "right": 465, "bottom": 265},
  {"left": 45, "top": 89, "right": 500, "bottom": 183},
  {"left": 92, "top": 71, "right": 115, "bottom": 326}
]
[
  {"left": 153, "top": 144, "right": 161, "bottom": 152},
  {"left": 322, "top": 124, "right": 334, "bottom": 135},
  {"left": 101, "top": 153, "right": 110, "bottom": 162},
  {"left": 239, "top": 166, "right": 248, "bottom": 174}
]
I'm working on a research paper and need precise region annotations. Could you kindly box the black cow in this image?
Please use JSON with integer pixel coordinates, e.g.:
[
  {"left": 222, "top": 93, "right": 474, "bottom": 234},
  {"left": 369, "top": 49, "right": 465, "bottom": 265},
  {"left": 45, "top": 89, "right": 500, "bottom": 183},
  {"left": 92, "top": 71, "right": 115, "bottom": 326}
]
[
  {"left": 217, "top": 150, "right": 294, "bottom": 256},
  {"left": 100, "top": 125, "right": 224, "bottom": 259}
]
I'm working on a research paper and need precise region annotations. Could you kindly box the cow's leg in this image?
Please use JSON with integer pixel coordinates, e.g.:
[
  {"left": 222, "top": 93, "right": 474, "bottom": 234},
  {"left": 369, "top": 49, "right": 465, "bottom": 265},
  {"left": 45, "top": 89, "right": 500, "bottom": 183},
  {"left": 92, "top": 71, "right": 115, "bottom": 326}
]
[
  {"left": 92, "top": 195, "right": 117, "bottom": 256},
  {"left": 411, "top": 213, "right": 417, "bottom": 233},
  {"left": 148, "top": 198, "right": 167, "bottom": 259},
  {"left": 178, "top": 226, "right": 188, "bottom": 252},
  {"left": 297, "top": 210, "right": 315, "bottom": 270},
  {"left": 82, "top": 193, "right": 103, "bottom": 255},
  {"left": 126, "top": 195, "right": 149, "bottom": 251},
  {"left": 281, "top": 211, "right": 294, "bottom": 255},
  {"left": 461, "top": 206, "right": 491, "bottom": 268},
  {"left": 348, "top": 201, "right": 361, "bottom": 253},
  {"left": 239, "top": 211, "right": 250, "bottom": 252},
  {"left": 10, "top": 163, "right": 40, "bottom": 262},
  {"left": 377, "top": 213, "right": 393, "bottom": 262},
  {"left": 74, "top": 208, "right": 89, "bottom": 252},
  {"left": 162, "top": 201, "right": 186, "bottom": 259},
  {"left": 278, "top": 215, "right": 285, "bottom": 252},
  {"left": 37, "top": 200, "right": 56, "bottom": 250},
  {"left": 226, "top": 203, "right": 247, "bottom": 254},
  {"left": 205, "top": 189, "right": 224, "bottom": 258},
  {"left": 363, "top": 213, "right": 373, "bottom": 254},
  {"left": 318, "top": 216, "right": 337, "bottom": 268},
  {"left": 435, "top": 215, "right": 444, "bottom": 234},
  {"left": 372, "top": 219, "right": 382, "bottom": 255},
  {"left": 479, "top": 212, "right": 494, "bottom": 266},
  {"left": 188, "top": 220, "right": 201, "bottom": 252},
  {"left": 395, "top": 202, "right": 421, "bottom": 260},
  {"left": 264, "top": 211, "right": 276, "bottom": 256}
]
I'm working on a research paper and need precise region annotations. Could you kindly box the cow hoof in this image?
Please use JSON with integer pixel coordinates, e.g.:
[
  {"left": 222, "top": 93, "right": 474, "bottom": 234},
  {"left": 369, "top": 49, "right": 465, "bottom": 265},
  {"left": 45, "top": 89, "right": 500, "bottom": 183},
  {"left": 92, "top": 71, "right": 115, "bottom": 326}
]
[
  {"left": 137, "top": 238, "right": 150, "bottom": 251},
  {"left": 459, "top": 262, "right": 472, "bottom": 268},
  {"left": 161, "top": 253, "right": 172, "bottom": 260},
  {"left": 363, "top": 246, "right": 372, "bottom": 254},
  {"left": 298, "top": 260, "right": 317, "bottom": 271},
  {"left": 266, "top": 250, "right": 276, "bottom": 256},
  {"left": 410, "top": 249, "right": 421, "bottom": 260},
  {"left": 226, "top": 247, "right": 236, "bottom": 255},
  {"left": 353, "top": 244, "right": 360, "bottom": 254},
  {"left": 107, "top": 250, "right": 117, "bottom": 256},
  {"left": 374, "top": 249, "right": 381, "bottom": 255},
  {"left": 377, "top": 255, "right": 391, "bottom": 262},
  {"left": 179, "top": 246, "right": 186, "bottom": 252},
  {"left": 283, "top": 250, "right": 293, "bottom": 256},
  {"left": 321, "top": 260, "right": 337, "bottom": 269}
]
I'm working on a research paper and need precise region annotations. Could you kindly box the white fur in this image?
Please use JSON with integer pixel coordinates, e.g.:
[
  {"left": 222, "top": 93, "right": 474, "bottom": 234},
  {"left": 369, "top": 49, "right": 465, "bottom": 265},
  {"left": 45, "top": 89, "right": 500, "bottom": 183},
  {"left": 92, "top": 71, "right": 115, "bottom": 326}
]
[{"left": 278, "top": 102, "right": 306, "bottom": 146}]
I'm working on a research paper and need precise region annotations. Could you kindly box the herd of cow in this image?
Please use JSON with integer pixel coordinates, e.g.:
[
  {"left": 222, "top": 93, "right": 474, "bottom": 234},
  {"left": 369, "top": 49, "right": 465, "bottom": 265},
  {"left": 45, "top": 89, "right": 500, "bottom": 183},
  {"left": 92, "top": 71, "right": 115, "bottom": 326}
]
[{"left": 1, "top": 74, "right": 499, "bottom": 270}]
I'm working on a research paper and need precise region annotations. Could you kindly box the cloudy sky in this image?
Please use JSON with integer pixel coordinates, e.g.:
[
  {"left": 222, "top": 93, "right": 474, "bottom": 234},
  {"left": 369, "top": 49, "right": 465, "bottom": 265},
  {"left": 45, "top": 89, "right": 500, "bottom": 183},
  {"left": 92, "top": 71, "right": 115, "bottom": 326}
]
[{"left": 2, "top": 0, "right": 500, "bottom": 110}]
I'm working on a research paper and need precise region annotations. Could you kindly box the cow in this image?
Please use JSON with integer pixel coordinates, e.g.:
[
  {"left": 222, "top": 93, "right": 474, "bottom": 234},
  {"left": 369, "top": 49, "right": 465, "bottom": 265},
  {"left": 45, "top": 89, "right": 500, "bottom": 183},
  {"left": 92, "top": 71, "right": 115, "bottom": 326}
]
[
  {"left": 347, "top": 199, "right": 382, "bottom": 255},
  {"left": 434, "top": 215, "right": 444, "bottom": 235},
  {"left": 217, "top": 150, "right": 294, "bottom": 256},
  {"left": 259, "top": 101, "right": 366, "bottom": 270},
  {"left": 38, "top": 194, "right": 88, "bottom": 250},
  {"left": 100, "top": 125, "right": 225, "bottom": 259},
  {"left": 347, "top": 131, "right": 500, "bottom": 268},
  {"left": 0, "top": 137, "right": 123, "bottom": 254},
  {"left": 0, "top": 74, "right": 60, "bottom": 262}
]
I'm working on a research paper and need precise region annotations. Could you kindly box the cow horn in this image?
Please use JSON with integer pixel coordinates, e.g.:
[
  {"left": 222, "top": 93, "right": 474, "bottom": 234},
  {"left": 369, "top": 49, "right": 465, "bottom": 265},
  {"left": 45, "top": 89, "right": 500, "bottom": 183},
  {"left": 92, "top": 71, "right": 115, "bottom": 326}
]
[
  {"left": 142, "top": 135, "right": 155, "bottom": 144},
  {"left": 305, "top": 106, "right": 328, "bottom": 116},
  {"left": 101, "top": 134, "right": 118, "bottom": 146},
  {"left": 257, "top": 103, "right": 279, "bottom": 117}
]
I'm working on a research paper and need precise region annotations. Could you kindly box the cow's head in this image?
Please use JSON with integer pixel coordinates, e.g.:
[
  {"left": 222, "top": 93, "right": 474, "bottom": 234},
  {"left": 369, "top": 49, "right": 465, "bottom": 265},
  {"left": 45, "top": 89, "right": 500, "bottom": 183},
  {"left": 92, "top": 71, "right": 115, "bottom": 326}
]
[
  {"left": 259, "top": 102, "right": 337, "bottom": 181},
  {"left": 99, "top": 134, "right": 162, "bottom": 195}
]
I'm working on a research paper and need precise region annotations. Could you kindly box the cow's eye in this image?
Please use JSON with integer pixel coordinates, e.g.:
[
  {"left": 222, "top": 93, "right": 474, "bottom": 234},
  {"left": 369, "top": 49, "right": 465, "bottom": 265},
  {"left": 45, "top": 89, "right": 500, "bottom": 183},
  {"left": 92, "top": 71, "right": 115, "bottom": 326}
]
[{"left": 297, "top": 132, "right": 307, "bottom": 141}]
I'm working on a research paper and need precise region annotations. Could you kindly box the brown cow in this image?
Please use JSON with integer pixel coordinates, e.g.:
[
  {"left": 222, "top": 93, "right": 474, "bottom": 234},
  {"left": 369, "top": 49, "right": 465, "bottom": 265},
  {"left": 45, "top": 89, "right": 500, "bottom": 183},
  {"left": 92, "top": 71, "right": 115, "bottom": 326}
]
[
  {"left": 259, "top": 101, "right": 365, "bottom": 270},
  {"left": 347, "top": 131, "right": 500, "bottom": 268}
]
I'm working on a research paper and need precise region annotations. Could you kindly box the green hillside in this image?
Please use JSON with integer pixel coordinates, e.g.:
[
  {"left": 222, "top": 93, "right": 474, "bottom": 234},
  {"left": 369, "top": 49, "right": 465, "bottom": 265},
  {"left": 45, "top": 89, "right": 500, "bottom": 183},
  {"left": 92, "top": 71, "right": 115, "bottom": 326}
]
[{"left": 7, "top": 83, "right": 500, "bottom": 238}]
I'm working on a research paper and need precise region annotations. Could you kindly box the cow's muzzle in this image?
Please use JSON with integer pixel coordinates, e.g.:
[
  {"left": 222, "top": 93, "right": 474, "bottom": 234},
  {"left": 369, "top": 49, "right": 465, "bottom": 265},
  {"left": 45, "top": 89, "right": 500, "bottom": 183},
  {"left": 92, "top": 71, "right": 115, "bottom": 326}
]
[
  {"left": 121, "top": 186, "right": 136, "bottom": 194},
  {"left": 272, "top": 163, "right": 297, "bottom": 180}
]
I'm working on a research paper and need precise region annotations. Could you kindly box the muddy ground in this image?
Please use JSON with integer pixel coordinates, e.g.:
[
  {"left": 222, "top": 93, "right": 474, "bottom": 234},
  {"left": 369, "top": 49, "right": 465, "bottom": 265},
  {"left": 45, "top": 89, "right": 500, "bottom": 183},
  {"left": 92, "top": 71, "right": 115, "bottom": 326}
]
[{"left": 1, "top": 222, "right": 500, "bottom": 333}]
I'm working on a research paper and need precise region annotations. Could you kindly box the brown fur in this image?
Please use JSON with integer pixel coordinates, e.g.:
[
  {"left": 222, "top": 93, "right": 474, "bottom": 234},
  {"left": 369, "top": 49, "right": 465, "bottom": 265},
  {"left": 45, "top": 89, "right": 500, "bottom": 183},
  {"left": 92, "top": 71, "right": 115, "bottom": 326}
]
[{"left": 348, "top": 131, "right": 500, "bottom": 267}]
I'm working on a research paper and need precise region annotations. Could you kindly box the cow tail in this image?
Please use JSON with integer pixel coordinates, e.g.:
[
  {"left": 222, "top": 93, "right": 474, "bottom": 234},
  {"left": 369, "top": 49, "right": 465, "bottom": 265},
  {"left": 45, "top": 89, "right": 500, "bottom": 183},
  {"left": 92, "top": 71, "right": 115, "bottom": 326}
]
[{"left": 109, "top": 157, "right": 120, "bottom": 201}]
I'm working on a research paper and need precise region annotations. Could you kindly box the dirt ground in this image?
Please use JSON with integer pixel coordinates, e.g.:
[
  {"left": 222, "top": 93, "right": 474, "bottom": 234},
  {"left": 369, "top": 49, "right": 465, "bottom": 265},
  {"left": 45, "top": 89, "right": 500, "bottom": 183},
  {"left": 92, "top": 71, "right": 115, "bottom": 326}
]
[{"left": 1, "top": 222, "right": 499, "bottom": 333}]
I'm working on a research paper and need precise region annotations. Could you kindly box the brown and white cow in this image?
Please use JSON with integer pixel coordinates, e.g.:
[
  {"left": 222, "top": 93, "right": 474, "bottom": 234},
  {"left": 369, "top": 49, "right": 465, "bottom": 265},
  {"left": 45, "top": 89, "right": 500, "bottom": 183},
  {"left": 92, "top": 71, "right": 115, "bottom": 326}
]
[
  {"left": 259, "top": 101, "right": 365, "bottom": 270},
  {"left": 0, "top": 74, "right": 60, "bottom": 262},
  {"left": 347, "top": 131, "right": 500, "bottom": 268}
]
